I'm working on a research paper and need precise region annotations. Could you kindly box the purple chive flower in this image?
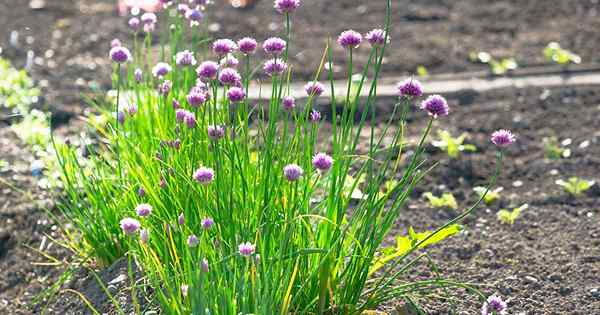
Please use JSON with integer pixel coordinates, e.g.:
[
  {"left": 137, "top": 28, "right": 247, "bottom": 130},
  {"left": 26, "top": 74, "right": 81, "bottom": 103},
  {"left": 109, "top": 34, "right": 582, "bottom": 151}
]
[
  {"left": 218, "top": 68, "right": 242, "bottom": 86},
  {"left": 283, "top": 164, "right": 303, "bottom": 181},
  {"left": 120, "top": 218, "right": 141, "bottom": 235},
  {"left": 172, "top": 99, "right": 181, "bottom": 109},
  {"left": 137, "top": 186, "right": 146, "bottom": 197},
  {"left": 173, "top": 138, "right": 181, "bottom": 150},
  {"left": 178, "top": 213, "right": 185, "bottom": 225},
  {"left": 141, "top": 12, "right": 157, "bottom": 25},
  {"left": 184, "top": 112, "right": 197, "bottom": 129},
  {"left": 282, "top": 96, "right": 296, "bottom": 111},
  {"left": 481, "top": 295, "right": 508, "bottom": 315},
  {"left": 159, "top": 177, "right": 167, "bottom": 189},
  {"left": 193, "top": 167, "right": 215, "bottom": 184},
  {"left": 309, "top": 110, "right": 322, "bottom": 122},
  {"left": 338, "top": 30, "right": 363, "bottom": 49},
  {"left": 220, "top": 55, "right": 239, "bottom": 68},
  {"left": 176, "top": 50, "right": 197, "bottom": 67},
  {"left": 397, "top": 78, "right": 424, "bottom": 98},
  {"left": 196, "top": 61, "right": 219, "bottom": 80},
  {"left": 421, "top": 94, "right": 449, "bottom": 118},
  {"left": 135, "top": 203, "right": 153, "bottom": 217},
  {"left": 200, "top": 258, "right": 209, "bottom": 272},
  {"left": 201, "top": 217, "right": 214, "bottom": 230},
  {"left": 127, "top": 104, "right": 138, "bottom": 116},
  {"left": 490, "top": 129, "right": 516, "bottom": 147},
  {"left": 128, "top": 17, "right": 140, "bottom": 30},
  {"left": 152, "top": 62, "right": 172, "bottom": 78},
  {"left": 134, "top": 68, "right": 143, "bottom": 82},
  {"left": 304, "top": 81, "right": 325, "bottom": 96},
  {"left": 117, "top": 111, "right": 125, "bottom": 124},
  {"left": 176, "top": 109, "right": 188, "bottom": 123},
  {"left": 109, "top": 46, "right": 131, "bottom": 63},
  {"left": 187, "top": 234, "right": 199, "bottom": 247},
  {"left": 238, "top": 242, "right": 256, "bottom": 256},
  {"left": 143, "top": 23, "right": 155, "bottom": 33},
  {"left": 208, "top": 125, "right": 225, "bottom": 140},
  {"left": 238, "top": 37, "right": 258, "bottom": 55},
  {"left": 139, "top": 229, "right": 149, "bottom": 243},
  {"left": 263, "top": 37, "right": 287, "bottom": 56},
  {"left": 181, "top": 284, "right": 189, "bottom": 298},
  {"left": 187, "top": 87, "right": 208, "bottom": 107},
  {"left": 365, "top": 28, "right": 387, "bottom": 47},
  {"left": 312, "top": 153, "right": 333, "bottom": 172},
  {"left": 264, "top": 58, "right": 287, "bottom": 76},
  {"left": 158, "top": 80, "right": 172, "bottom": 96},
  {"left": 177, "top": 3, "right": 190, "bottom": 15},
  {"left": 274, "top": 0, "right": 301, "bottom": 14},
  {"left": 213, "top": 39, "right": 237, "bottom": 56},
  {"left": 227, "top": 87, "right": 246, "bottom": 103},
  {"left": 185, "top": 9, "right": 203, "bottom": 26},
  {"left": 111, "top": 38, "right": 122, "bottom": 48}
]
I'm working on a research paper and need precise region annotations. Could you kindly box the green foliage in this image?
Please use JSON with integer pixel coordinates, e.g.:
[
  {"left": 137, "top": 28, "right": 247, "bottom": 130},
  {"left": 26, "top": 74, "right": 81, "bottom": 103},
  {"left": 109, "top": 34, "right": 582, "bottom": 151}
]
[
  {"left": 556, "top": 177, "right": 595, "bottom": 196},
  {"left": 423, "top": 192, "right": 458, "bottom": 210},
  {"left": 497, "top": 204, "right": 528, "bottom": 225},
  {"left": 543, "top": 42, "right": 581, "bottom": 65},
  {"left": 543, "top": 137, "right": 571, "bottom": 159},
  {"left": 469, "top": 51, "right": 518, "bottom": 75},
  {"left": 432, "top": 130, "right": 477, "bottom": 159},
  {"left": 0, "top": 57, "right": 40, "bottom": 114},
  {"left": 416, "top": 65, "right": 428, "bottom": 78},
  {"left": 11, "top": 109, "right": 50, "bottom": 148},
  {"left": 473, "top": 186, "right": 503, "bottom": 205}
]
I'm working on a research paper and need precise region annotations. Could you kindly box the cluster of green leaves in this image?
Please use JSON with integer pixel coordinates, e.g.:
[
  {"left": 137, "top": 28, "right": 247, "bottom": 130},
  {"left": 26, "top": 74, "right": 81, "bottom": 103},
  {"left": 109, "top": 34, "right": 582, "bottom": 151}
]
[
  {"left": 497, "top": 204, "right": 528, "bottom": 225},
  {"left": 423, "top": 192, "right": 458, "bottom": 210},
  {"left": 469, "top": 51, "right": 518, "bottom": 75},
  {"left": 0, "top": 57, "right": 40, "bottom": 114},
  {"left": 432, "top": 130, "right": 477, "bottom": 159},
  {"left": 556, "top": 177, "right": 595, "bottom": 196},
  {"left": 543, "top": 137, "right": 571, "bottom": 160},
  {"left": 473, "top": 186, "right": 503, "bottom": 205},
  {"left": 543, "top": 42, "right": 581, "bottom": 65}
]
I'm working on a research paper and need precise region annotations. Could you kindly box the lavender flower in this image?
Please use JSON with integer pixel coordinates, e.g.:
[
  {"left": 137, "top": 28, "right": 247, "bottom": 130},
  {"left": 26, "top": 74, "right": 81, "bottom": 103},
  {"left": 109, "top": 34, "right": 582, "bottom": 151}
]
[
  {"left": 312, "top": 153, "right": 333, "bottom": 172},
  {"left": 220, "top": 55, "right": 239, "bottom": 68},
  {"left": 282, "top": 96, "right": 295, "bottom": 111},
  {"left": 120, "top": 218, "right": 141, "bottom": 235},
  {"left": 177, "top": 3, "right": 190, "bottom": 15},
  {"left": 309, "top": 110, "right": 322, "bottom": 122},
  {"left": 117, "top": 111, "right": 125, "bottom": 124},
  {"left": 213, "top": 39, "right": 237, "bottom": 56},
  {"left": 127, "top": 104, "right": 138, "bottom": 116},
  {"left": 193, "top": 167, "right": 215, "bottom": 184},
  {"left": 176, "top": 109, "right": 188, "bottom": 123},
  {"left": 397, "top": 78, "right": 424, "bottom": 98},
  {"left": 187, "top": 234, "right": 199, "bottom": 247},
  {"left": 128, "top": 17, "right": 140, "bottom": 31},
  {"left": 207, "top": 125, "right": 225, "bottom": 140},
  {"left": 490, "top": 130, "right": 516, "bottom": 147},
  {"left": 338, "top": 30, "right": 362, "bottom": 49},
  {"left": 238, "top": 37, "right": 258, "bottom": 55},
  {"left": 200, "top": 258, "right": 209, "bottom": 272},
  {"left": 196, "top": 61, "right": 219, "bottom": 80},
  {"left": 135, "top": 203, "right": 153, "bottom": 217},
  {"left": 283, "top": 164, "right": 303, "bottom": 181},
  {"left": 187, "top": 87, "right": 208, "bottom": 107},
  {"left": 238, "top": 242, "right": 256, "bottom": 256},
  {"left": 158, "top": 80, "right": 172, "bottom": 96},
  {"left": 304, "top": 81, "right": 325, "bottom": 96},
  {"left": 141, "top": 13, "right": 157, "bottom": 25},
  {"left": 264, "top": 58, "right": 287, "bottom": 76},
  {"left": 274, "top": 0, "right": 301, "bottom": 14},
  {"left": 178, "top": 213, "right": 185, "bottom": 225},
  {"left": 152, "top": 62, "right": 172, "bottom": 78},
  {"left": 109, "top": 46, "right": 131, "bottom": 63},
  {"left": 365, "top": 28, "right": 387, "bottom": 47},
  {"left": 227, "top": 87, "right": 246, "bottom": 103},
  {"left": 111, "top": 38, "right": 122, "bottom": 48},
  {"left": 481, "top": 295, "right": 508, "bottom": 315},
  {"left": 137, "top": 187, "right": 146, "bottom": 197},
  {"left": 421, "top": 95, "right": 449, "bottom": 118},
  {"left": 201, "top": 217, "right": 214, "bottom": 230},
  {"left": 218, "top": 68, "right": 242, "bottom": 86},
  {"left": 172, "top": 99, "right": 181, "bottom": 109},
  {"left": 139, "top": 229, "right": 149, "bottom": 243},
  {"left": 181, "top": 284, "right": 189, "bottom": 298},
  {"left": 159, "top": 177, "right": 167, "bottom": 188},
  {"left": 175, "top": 50, "right": 197, "bottom": 67},
  {"left": 134, "top": 68, "right": 143, "bottom": 82},
  {"left": 263, "top": 37, "right": 287, "bottom": 56},
  {"left": 185, "top": 9, "right": 203, "bottom": 26},
  {"left": 184, "top": 112, "right": 197, "bottom": 129}
]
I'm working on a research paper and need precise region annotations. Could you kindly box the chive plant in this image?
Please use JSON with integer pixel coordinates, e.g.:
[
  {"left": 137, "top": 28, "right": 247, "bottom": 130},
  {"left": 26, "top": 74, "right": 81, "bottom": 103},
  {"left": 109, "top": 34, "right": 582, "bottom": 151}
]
[{"left": 53, "top": 0, "right": 515, "bottom": 314}]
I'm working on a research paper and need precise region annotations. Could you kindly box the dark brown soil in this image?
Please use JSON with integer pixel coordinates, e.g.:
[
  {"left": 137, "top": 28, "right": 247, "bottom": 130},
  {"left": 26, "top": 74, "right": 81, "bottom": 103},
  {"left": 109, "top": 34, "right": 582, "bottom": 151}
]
[{"left": 1, "top": 0, "right": 600, "bottom": 314}]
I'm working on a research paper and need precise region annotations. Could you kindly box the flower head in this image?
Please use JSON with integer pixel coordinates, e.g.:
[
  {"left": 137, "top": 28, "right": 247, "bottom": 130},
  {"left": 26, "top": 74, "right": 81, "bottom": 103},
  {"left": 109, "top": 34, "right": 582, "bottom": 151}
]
[
  {"left": 274, "top": 0, "right": 301, "bottom": 14},
  {"left": 134, "top": 68, "right": 143, "bottom": 82},
  {"left": 141, "top": 12, "right": 157, "bottom": 25},
  {"left": 220, "top": 55, "right": 239, "bottom": 68},
  {"left": 184, "top": 111, "right": 197, "bottom": 128},
  {"left": 117, "top": 111, "right": 125, "bottom": 124},
  {"left": 238, "top": 242, "right": 256, "bottom": 256},
  {"left": 207, "top": 125, "right": 225, "bottom": 140},
  {"left": 263, "top": 37, "right": 287, "bottom": 56},
  {"left": 304, "top": 81, "right": 325, "bottom": 96},
  {"left": 481, "top": 295, "right": 508, "bottom": 315},
  {"left": 312, "top": 153, "right": 333, "bottom": 172},
  {"left": 158, "top": 80, "right": 172, "bottom": 96},
  {"left": 127, "top": 104, "right": 138, "bottom": 116},
  {"left": 111, "top": 38, "right": 122, "bottom": 48},
  {"left": 137, "top": 187, "right": 146, "bottom": 197},
  {"left": 152, "top": 62, "right": 172, "bottom": 78},
  {"left": 200, "top": 258, "right": 209, "bottom": 272},
  {"left": 197, "top": 61, "right": 219, "bottom": 80},
  {"left": 338, "top": 30, "right": 362, "bottom": 49},
  {"left": 213, "top": 39, "right": 237, "bottom": 56},
  {"left": 227, "top": 86, "right": 246, "bottom": 103},
  {"left": 218, "top": 67, "right": 242, "bottom": 86},
  {"left": 135, "top": 203, "right": 153, "bottom": 217},
  {"left": 309, "top": 110, "right": 322, "bottom": 122},
  {"left": 282, "top": 96, "right": 295, "bottom": 111},
  {"left": 120, "top": 218, "right": 141, "bottom": 235},
  {"left": 421, "top": 95, "right": 449, "bottom": 118},
  {"left": 185, "top": 9, "right": 203, "bottom": 25},
  {"left": 187, "top": 87, "right": 208, "bottom": 107},
  {"left": 264, "top": 58, "right": 287, "bottom": 76},
  {"left": 365, "top": 28, "right": 388, "bottom": 47},
  {"left": 397, "top": 78, "right": 424, "bottom": 98},
  {"left": 283, "top": 164, "right": 303, "bottom": 181},
  {"left": 176, "top": 50, "right": 197, "bottom": 67},
  {"left": 201, "top": 217, "right": 214, "bottom": 230},
  {"left": 193, "top": 167, "right": 215, "bottom": 184},
  {"left": 175, "top": 109, "right": 188, "bottom": 123},
  {"left": 128, "top": 17, "right": 140, "bottom": 30},
  {"left": 238, "top": 37, "right": 258, "bottom": 55},
  {"left": 139, "top": 229, "right": 149, "bottom": 243},
  {"left": 490, "top": 129, "right": 516, "bottom": 147},
  {"left": 109, "top": 46, "right": 131, "bottom": 63},
  {"left": 187, "top": 234, "right": 199, "bottom": 247},
  {"left": 178, "top": 213, "right": 185, "bottom": 225}
]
